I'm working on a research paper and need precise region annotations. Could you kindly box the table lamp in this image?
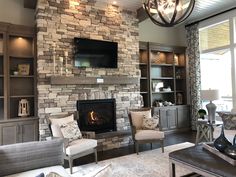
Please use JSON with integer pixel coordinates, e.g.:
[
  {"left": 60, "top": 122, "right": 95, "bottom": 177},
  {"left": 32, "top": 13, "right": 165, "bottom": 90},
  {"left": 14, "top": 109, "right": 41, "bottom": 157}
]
[{"left": 200, "top": 89, "right": 220, "bottom": 123}]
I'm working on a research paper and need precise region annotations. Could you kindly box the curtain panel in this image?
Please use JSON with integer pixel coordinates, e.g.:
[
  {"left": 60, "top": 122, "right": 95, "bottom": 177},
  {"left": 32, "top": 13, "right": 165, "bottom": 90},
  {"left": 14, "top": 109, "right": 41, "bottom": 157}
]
[{"left": 186, "top": 23, "right": 201, "bottom": 130}]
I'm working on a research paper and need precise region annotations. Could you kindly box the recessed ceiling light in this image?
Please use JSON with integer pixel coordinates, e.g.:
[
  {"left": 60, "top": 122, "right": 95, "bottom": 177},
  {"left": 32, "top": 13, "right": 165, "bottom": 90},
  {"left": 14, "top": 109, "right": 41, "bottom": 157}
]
[{"left": 112, "top": 1, "right": 117, "bottom": 5}]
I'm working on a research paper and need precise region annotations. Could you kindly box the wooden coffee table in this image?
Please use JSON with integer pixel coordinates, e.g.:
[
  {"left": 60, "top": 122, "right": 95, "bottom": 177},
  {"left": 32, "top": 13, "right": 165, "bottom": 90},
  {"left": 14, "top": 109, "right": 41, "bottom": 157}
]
[{"left": 169, "top": 145, "right": 236, "bottom": 177}]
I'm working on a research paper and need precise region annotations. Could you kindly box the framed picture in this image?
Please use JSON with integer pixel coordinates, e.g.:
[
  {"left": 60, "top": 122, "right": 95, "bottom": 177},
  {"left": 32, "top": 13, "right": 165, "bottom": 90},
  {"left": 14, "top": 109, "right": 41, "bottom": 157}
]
[{"left": 18, "top": 64, "right": 30, "bottom": 75}]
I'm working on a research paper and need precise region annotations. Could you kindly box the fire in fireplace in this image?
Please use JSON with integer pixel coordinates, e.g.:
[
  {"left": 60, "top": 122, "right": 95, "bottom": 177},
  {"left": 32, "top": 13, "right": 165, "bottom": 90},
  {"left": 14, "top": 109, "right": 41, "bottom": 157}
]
[{"left": 77, "top": 99, "right": 116, "bottom": 134}]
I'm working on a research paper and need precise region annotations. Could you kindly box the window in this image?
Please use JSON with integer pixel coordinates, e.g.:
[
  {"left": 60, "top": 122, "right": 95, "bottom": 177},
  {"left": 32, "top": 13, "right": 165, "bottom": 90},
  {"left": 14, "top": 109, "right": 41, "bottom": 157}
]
[{"left": 199, "top": 10, "right": 236, "bottom": 112}]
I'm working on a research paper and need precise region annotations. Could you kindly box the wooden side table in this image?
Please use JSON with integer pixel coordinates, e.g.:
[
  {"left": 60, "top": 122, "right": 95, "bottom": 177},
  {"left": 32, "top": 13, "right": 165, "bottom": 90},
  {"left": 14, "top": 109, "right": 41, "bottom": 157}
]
[{"left": 195, "top": 119, "right": 223, "bottom": 145}]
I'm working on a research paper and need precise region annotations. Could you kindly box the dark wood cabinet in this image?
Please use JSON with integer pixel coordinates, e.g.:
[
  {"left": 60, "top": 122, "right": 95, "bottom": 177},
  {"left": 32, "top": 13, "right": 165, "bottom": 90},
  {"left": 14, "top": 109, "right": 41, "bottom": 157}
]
[
  {"left": 0, "top": 119, "right": 38, "bottom": 145},
  {"left": 154, "top": 105, "right": 190, "bottom": 132},
  {"left": 0, "top": 23, "right": 38, "bottom": 145},
  {"left": 139, "top": 42, "right": 187, "bottom": 107},
  {"left": 177, "top": 105, "right": 190, "bottom": 129},
  {"left": 157, "top": 107, "right": 177, "bottom": 131}
]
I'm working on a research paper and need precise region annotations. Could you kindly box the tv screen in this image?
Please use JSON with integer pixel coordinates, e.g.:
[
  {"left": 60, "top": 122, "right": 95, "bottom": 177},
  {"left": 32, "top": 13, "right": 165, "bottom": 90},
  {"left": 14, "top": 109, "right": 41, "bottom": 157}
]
[{"left": 74, "top": 38, "right": 118, "bottom": 68}]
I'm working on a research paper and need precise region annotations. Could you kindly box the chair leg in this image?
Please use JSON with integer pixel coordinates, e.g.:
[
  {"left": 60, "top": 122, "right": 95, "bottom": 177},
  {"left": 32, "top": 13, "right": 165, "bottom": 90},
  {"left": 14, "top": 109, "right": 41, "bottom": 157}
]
[
  {"left": 94, "top": 148, "right": 98, "bottom": 164},
  {"left": 136, "top": 142, "right": 139, "bottom": 155},
  {"left": 69, "top": 157, "right": 73, "bottom": 174},
  {"left": 150, "top": 143, "right": 152, "bottom": 150},
  {"left": 161, "top": 140, "right": 164, "bottom": 153}
]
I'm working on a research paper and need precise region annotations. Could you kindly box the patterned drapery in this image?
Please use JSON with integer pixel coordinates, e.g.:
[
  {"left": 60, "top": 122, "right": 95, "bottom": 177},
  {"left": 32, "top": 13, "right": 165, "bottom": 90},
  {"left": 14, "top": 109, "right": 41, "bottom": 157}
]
[{"left": 186, "top": 23, "right": 201, "bottom": 130}]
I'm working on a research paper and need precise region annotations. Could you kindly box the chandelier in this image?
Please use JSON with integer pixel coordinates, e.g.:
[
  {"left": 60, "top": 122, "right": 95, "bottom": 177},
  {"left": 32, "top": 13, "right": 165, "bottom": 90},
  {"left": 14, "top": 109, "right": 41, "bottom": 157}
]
[{"left": 142, "top": 0, "right": 195, "bottom": 27}]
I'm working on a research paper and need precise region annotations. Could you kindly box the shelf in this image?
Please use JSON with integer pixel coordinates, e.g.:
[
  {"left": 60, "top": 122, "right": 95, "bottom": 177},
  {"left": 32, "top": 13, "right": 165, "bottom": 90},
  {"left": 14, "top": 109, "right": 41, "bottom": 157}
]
[
  {"left": 10, "top": 75, "right": 34, "bottom": 78},
  {"left": 50, "top": 76, "right": 139, "bottom": 85},
  {"left": 175, "top": 78, "right": 185, "bottom": 80},
  {"left": 0, "top": 96, "right": 4, "bottom": 99},
  {"left": 152, "top": 77, "right": 174, "bottom": 80},
  {"left": 9, "top": 55, "right": 34, "bottom": 59},
  {"left": 175, "top": 65, "right": 185, "bottom": 68},
  {"left": 0, "top": 75, "right": 4, "bottom": 77},
  {"left": 140, "top": 92, "right": 148, "bottom": 94},
  {"left": 10, "top": 95, "right": 35, "bottom": 98},
  {"left": 152, "top": 91, "right": 174, "bottom": 94},
  {"left": 140, "top": 63, "right": 148, "bottom": 65},
  {"left": 140, "top": 77, "right": 148, "bottom": 80},
  {"left": 176, "top": 90, "right": 184, "bottom": 93},
  {"left": 151, "top": 63, "right": 173, "bottom": 67}
]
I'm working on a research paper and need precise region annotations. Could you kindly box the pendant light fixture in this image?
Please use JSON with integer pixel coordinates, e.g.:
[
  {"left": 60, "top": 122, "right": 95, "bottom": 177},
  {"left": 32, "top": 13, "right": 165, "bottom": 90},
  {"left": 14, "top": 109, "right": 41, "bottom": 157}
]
[{"left": 142, "top": 0, "right": 195, "bottom": 27}]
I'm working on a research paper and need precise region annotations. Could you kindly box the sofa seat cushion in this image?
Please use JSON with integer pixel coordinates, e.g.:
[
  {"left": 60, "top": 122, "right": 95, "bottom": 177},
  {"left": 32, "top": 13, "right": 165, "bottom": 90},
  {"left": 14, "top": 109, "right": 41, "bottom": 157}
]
[
  {"left": 5, "top": 165, "right": 70, "bottom": 177},
  {"left": 135, "top": 130, "right": 164, "bottom": 140},
  {"left": 66, "top": 138, "right": 97, "bottom": 155}
]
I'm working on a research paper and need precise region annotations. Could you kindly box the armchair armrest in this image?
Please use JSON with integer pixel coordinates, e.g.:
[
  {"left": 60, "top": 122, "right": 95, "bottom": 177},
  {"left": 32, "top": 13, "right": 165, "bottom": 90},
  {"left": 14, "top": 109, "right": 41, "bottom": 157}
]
[{"left": 130, "top": 125, "right": 137, "bottom": 140}]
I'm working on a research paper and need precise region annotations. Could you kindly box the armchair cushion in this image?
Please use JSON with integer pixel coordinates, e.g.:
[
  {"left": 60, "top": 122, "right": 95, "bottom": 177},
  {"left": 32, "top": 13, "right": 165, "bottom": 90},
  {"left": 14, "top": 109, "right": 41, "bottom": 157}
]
[
  {"left": 65, "top": 139, "right": 97, "bottom": 156},
  {"left": 60, "top": 121, "right": 82, "bottom": 143},
  {"left": 130, "top": 110, "right": 152, "bottom": 130},
  {"left": 135, "top": 130, "right": 164, "bottom": 140},
  {"left": 142, "top": 117, "right": 159, "bottom": 130},
  {"left": 49, "top": 114, "right": 74, "bottom": 138}
]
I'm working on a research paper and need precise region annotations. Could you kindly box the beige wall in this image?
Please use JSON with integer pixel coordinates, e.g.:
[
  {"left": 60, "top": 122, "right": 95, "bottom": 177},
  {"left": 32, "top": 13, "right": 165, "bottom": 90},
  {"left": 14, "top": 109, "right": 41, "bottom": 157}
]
[
  {"left": 139, "top": 18, "right": 187, "bottom": 46},
  {"left": 0, "top": 0, "right": 34, "bottom": 26}
]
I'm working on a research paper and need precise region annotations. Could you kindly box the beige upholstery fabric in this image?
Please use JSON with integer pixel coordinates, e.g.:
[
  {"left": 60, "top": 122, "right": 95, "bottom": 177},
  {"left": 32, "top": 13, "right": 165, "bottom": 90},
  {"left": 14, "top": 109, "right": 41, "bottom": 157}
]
[
  {"left": 130, "top": 110, "right": 151, "bottom": 130},
  {"left": 49, "top": 114, "right": 74, "bottom": 138},
  {"left": 65, "top": 139, "right": 97, "bottom": 156},
  {"left": 135, "top": 130, "right": 164, "bottom": 140},
  {"left": 60, "top": 121, "right": 83, "bottom": 142}
]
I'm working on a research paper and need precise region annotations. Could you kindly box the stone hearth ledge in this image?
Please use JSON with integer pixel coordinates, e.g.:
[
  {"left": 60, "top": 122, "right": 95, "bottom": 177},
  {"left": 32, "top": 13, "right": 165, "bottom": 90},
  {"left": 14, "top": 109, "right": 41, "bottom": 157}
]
[{"left": 50, "top": 76, "right": 140, "bottom": 85}]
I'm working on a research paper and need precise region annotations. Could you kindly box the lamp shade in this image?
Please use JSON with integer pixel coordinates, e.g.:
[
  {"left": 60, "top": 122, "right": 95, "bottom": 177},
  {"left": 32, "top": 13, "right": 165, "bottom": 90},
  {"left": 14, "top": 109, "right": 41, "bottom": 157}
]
[{"left": 201, "top": 89, "right": 220, "bottom": 101}]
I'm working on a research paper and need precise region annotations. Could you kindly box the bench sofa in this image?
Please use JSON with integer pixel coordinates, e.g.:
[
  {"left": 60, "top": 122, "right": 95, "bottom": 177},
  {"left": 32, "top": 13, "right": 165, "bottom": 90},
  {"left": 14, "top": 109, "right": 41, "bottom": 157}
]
[{"left": 0, "top": 138, "right": 70, "bottom": 177}]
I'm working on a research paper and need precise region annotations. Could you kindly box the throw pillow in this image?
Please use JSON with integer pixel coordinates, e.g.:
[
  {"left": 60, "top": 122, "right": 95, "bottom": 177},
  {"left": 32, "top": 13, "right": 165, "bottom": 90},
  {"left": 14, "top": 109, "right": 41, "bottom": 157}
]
[
  {"left": 46, "top": 172, "right": 63, "bottom": 177},
  {"left": 60, "top": 120, "right": 83, "bottom": 142},
  {"left": 218, "top": 112, "right": 236, "bottom": 130},
  {"left": 142, "top": 117, "right": 159, "bottom": 130},
  {"left": 130, "top": 110, "right": 152, "bottom": 130},
  {"left": 49, "top": 114, "right": 74, "bottom": 138}
]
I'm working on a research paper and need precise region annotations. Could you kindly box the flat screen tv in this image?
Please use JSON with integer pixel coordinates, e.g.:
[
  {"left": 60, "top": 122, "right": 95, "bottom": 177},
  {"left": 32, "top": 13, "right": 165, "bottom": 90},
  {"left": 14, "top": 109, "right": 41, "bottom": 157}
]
[{"left": 74, "top": 38, "right": 118, "bottom": 68}]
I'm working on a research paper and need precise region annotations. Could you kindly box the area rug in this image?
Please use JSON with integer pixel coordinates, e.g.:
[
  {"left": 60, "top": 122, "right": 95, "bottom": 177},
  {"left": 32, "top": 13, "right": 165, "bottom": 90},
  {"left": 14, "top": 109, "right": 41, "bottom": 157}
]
[{"left": 67, "top": 142, "right": 194, "bottom": 177}]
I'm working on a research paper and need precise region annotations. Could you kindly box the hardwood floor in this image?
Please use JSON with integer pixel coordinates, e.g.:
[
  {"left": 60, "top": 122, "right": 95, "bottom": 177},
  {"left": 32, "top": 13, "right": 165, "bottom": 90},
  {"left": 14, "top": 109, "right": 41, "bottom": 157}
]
[{"left": 69, "top": 131, "right": 196, "bottom": 167}]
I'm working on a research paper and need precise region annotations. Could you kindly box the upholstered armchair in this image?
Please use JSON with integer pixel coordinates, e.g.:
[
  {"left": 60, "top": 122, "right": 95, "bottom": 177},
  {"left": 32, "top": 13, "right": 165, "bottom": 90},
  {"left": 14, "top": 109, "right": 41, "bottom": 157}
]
[
  {"left": 129, "top": 108, "right": 165, "bottom": 154},
  {"left": 48, "top": 113, "right": 97, "bottom": 174}
]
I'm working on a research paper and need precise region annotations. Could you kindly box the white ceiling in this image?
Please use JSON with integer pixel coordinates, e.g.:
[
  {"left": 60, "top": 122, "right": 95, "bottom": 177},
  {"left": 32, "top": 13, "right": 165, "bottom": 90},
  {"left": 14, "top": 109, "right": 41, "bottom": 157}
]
[{"left": 97, "top": 0, "right": 236, "bottom": 24}]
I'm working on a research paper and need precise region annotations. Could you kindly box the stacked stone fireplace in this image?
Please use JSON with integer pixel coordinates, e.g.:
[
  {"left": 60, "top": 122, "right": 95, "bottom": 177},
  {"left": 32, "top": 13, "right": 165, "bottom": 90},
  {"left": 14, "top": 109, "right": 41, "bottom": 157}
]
[{"left": 36, "top": 0, "right": 140, "bottom": 150}]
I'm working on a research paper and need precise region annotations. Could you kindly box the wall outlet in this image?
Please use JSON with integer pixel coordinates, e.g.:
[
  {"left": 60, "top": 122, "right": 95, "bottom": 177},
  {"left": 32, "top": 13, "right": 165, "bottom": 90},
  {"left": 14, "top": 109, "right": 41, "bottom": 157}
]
[{"left": 97, "top": 78, "right": 104, "bottom": 83}]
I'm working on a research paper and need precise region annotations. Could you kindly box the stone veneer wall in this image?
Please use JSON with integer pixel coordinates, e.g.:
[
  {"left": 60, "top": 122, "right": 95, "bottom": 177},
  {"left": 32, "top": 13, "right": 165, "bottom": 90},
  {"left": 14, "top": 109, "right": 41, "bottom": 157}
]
[{"left": 36, "top": 0, "right": 140, "bottom": 150}]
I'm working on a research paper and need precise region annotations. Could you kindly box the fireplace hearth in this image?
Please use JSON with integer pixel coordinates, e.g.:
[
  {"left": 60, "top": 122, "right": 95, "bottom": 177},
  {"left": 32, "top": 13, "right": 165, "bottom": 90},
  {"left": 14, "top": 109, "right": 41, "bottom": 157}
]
[{"left": 77, "top": 99, "right": 116, "bottom": 134}]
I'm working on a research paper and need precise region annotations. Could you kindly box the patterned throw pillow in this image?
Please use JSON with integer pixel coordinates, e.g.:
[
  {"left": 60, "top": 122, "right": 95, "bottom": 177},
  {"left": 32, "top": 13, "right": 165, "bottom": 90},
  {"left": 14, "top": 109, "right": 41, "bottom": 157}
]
[
  {"left": 218, "top": 112, "right": 236, "bottom": 130},
  {"left": 142, "top": 116, "right": 159, "bottom": 130},
  {"left": 60, "top": 120, "right": 83, "bottom": 142}
]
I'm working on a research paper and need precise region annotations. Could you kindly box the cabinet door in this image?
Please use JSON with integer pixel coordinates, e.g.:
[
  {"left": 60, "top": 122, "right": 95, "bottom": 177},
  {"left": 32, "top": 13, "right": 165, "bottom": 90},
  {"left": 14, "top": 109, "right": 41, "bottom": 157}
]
[
  {"left": 177, "top": 106, "right": 190, "bottom": 128},
  {"left": 0, "top": 122, "right": 18, "bottom": 145},
  {"left": 159, "top": 109, "right": 169, "bottom": 131},
  {"left": 19, "top": 120, "right": 38, "bottom": 143},
  {"left": 167, "top": 108, "right": 177, "bottom": 129}
]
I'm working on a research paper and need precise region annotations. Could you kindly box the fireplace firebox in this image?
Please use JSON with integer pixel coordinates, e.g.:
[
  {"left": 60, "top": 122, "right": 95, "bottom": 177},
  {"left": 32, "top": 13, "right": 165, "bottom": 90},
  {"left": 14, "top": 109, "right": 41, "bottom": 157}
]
[{"left": 77, "top": 99, "right": 116, "bottom": 134}]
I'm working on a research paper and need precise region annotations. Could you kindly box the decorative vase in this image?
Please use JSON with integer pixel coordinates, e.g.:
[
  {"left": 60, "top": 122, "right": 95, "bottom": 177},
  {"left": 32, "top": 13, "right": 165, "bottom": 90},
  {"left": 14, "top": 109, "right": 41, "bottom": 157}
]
[
  {"left": 224, "top": 135, "right": 236, "bottom": 159},
  {"left": 213, "top": 125, "right": 232, "bottom": 152}
]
